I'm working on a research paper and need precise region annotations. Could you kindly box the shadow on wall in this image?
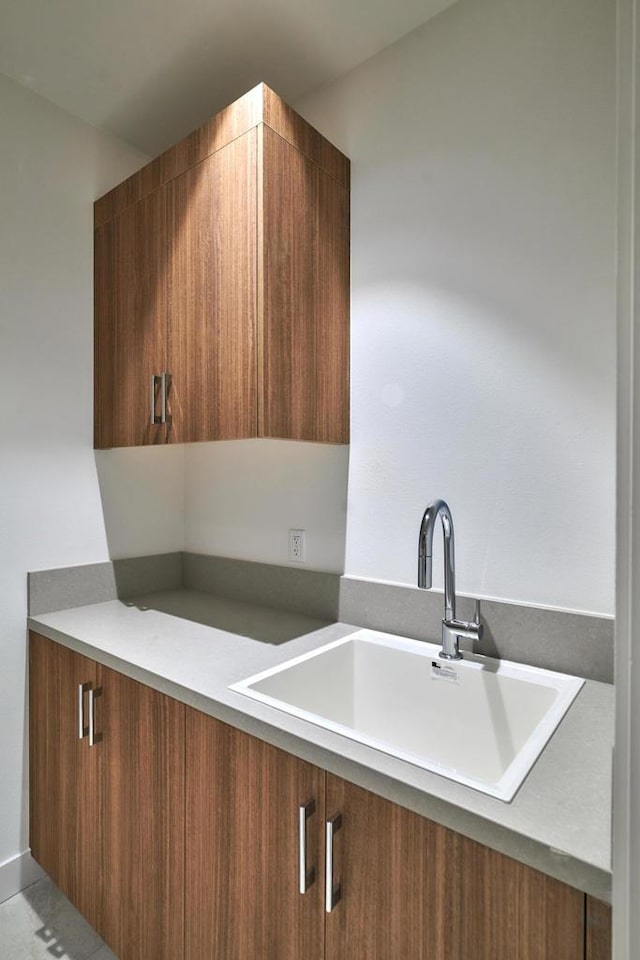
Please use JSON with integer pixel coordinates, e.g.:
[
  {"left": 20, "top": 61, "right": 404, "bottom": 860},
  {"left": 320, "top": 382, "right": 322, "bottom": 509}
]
[
  {"left": 94, "top": 439, "right": 350, "bottom": 575},
  {"left": 94, "top": 446, "right": 185, "bottom": 561}
]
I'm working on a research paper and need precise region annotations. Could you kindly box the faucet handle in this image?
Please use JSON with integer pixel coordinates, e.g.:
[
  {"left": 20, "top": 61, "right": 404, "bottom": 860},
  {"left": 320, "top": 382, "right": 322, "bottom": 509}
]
[{"left": 472, "top": 599, "right": 483, "bottom": 641}]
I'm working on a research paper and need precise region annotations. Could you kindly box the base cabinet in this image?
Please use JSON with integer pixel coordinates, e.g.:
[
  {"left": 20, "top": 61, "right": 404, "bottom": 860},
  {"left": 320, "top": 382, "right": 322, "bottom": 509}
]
[
  {"left": 185, "top": 708, "right": 325, "bottom": 960},
  {"left": 29, "top": 633, "right": 103, "bottom": 931},
  {"left": 30, "top": 633, "right": 610, "bottom": 960},
  {"left": 29, "top": 632, "right": 185, "bottom": 960},
  {"left": 586, "top": 897, "right": 612, "bottom": 960},
  {"left": 324, "top": 775, "right": 585, "bottom": 960},
  {"left": 100, "top": 666, "right": 185, "bottom": 960}
]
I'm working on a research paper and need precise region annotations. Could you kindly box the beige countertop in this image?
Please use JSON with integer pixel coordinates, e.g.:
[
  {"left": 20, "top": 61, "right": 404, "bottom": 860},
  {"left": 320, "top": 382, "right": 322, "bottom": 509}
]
[{"left": 28, "top": 587, "right": 613, "bottom": 902}]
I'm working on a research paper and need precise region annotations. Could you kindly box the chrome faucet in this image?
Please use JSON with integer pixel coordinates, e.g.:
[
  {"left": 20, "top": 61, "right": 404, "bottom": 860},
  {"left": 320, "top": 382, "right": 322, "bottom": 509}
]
[{"left": 418, "top": 498, "right": 483, "bottom": 660}]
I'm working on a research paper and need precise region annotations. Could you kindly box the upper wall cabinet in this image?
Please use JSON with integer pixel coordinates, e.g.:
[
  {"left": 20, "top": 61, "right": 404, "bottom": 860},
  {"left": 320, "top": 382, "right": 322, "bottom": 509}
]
[{"left": 94, "top": 83, "right": 350, "bottom": 449}]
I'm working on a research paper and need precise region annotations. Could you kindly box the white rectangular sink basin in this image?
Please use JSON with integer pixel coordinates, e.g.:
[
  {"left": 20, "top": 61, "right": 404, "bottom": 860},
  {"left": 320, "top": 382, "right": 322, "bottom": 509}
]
[{"left": 230, "top": 629, "right": 584, "bottom": 802}]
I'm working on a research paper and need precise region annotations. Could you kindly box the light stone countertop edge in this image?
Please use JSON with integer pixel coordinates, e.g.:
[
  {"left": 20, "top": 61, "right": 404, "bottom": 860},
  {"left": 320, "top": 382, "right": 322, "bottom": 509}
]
[{"left": 27, "top": 590, "right": 613, "bottom": 903}]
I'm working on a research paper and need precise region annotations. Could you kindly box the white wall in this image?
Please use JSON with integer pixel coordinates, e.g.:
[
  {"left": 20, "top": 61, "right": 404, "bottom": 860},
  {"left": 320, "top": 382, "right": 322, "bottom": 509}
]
[
  {"left": 186, "top": 0, "right": 616, "bottom": 615},
  {"left": 0, "top": 73, "right": 184, "bottom": 872},
  {"left": 184, "top": 440, "right": 348, "bottom": 571}
]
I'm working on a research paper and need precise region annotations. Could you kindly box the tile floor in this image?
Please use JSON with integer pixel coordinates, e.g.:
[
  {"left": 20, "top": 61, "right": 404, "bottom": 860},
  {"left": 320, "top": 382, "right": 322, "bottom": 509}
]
[{"left": 0, "top": 878, "right": 117, "bottom": 960}]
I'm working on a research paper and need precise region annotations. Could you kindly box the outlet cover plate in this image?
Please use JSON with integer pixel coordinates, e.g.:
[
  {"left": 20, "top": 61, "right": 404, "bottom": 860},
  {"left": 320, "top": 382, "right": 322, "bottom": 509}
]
[{"left": 289, "top": 529, "right": 306, "bottom": 562}]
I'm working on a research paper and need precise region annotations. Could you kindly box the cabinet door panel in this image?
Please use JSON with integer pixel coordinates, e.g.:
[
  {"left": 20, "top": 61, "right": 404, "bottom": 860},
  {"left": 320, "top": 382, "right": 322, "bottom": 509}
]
[
  {"left": 325, "top": 775, "right": 584, "bottom": 960},
  {"left": 260, "top": 124, "right": 350, "bottom": 443},
  {"left": 100, "top": 667, "right": 185, "bottom": 960},
  {"left": 29, "top": 632, "right": 103, "bottom": 930},
  {"left": 586, "top": 897, "right": 612, "bottom": 959},
  {"left": 95, "top": 188, "right": 168, "bottom": 448},
  {"left": 185, "top": 709, "right": 325, "bottom": 960},
  {"left": 167, "top": 129, "right": 257, "bottom": 443}
]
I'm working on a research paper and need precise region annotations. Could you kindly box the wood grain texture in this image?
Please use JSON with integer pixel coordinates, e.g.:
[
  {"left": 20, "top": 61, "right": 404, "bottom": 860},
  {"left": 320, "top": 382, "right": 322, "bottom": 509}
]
[
  {"left": 94, "top": 84, "right": 349, "bottom": 228},
  {"left": 95, "top": 83, "right": 350, "bottom": 449},
  {"left": 94, "top": 188, "right": 168, "bottom": 448},
  {"left": 94, "top": 84, "right": 263, "bottom": 227},
  {"left": 185, "top": 709, "right": 325, "bottom": 960},
  {"left": 167, "top": 129, "right": 257, "bottom": 442},
  {"left": 260, "top": 125, "right": 350, "bottom": 443},
  {"left": 29, "top": 632, "right": 103, "bottom": 931},
  {"left": 586, "top": 897, "right": 612, "bottom": 960},
  {"left": 325, "top": 775, "right": 585, "bottom": 960},
  {"left": 94, "top": 216, "right": 115, "bottom": 449},
  {"left": 263, "top": 86, "right": 350, "bottom": 188},
  {"left": 98, "top": 667, "right": 185, "bottom": 960}
]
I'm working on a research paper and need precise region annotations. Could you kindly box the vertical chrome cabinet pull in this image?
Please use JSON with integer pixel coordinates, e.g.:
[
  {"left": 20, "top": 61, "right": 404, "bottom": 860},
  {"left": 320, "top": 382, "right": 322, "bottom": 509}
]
[
  {"left": 150, "top": 373, "right": 165, "bottom": 424},
  {"left": 88, "top": 687, "right": 95, "bottom": 747},
  {"left": 161, "top": 372, "right": 170, "bottom": 424},
  {"left": 88, "top": 688, "right": 102, "bottom": 747},
  {"left": 325, "top": 813, "right": 343, "bottom": 913},
  {"left": 77, "top": 683, "right": 87, "bottom": 740},
  {"left": 299, "top": 800, "right": 316, "bottom": 894},
  {"left": 150, "top": 374, "right": 158, "bottom": 424},
  {"left": 151, "top": 373, "right": 170, "bottom": 424},
  {"left": 78, "top": 683, "right": 100, "bottom": 746},
  {"left": 161, "top": 372, "right": 167, "bottom": 424}
]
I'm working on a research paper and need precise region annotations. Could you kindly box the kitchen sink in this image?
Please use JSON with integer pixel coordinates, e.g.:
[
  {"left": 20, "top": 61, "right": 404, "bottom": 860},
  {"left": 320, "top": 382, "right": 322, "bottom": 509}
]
[{"left": 229, "top": 628, "right": 584, "bottom": 801}]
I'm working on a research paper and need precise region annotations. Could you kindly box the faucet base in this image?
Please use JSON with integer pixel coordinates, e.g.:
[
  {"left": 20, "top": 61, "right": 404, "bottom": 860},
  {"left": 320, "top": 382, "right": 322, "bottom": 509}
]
[{"left": 439, "top": 649, "right": 463, "bottom": 662}]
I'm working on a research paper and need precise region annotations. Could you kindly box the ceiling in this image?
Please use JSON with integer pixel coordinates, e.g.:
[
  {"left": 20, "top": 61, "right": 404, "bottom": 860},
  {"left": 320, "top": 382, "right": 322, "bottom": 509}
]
[{"left": 0, "top": 0, "right": 456, "bottom": 156}]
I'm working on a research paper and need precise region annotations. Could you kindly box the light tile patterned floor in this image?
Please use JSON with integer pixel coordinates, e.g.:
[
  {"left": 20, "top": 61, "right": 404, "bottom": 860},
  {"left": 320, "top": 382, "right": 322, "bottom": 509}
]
[{"left": 0, "top": 878, "right": 118, "bottom": 960}]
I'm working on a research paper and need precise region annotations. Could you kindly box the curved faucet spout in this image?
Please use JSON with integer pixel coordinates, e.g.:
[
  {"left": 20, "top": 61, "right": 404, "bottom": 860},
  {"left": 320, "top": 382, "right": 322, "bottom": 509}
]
[
  {"left": 418, "top": 498, "right": 482, "bottom": 660},
  {"left": 418, "top": 498, "right": 456, "bottom": 621}
]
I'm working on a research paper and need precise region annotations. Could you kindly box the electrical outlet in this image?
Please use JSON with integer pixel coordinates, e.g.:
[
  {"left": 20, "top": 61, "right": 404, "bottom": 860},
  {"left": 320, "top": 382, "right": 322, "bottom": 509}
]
[{"left": 289, "top": 529, "right": 306, "bottom": 562}]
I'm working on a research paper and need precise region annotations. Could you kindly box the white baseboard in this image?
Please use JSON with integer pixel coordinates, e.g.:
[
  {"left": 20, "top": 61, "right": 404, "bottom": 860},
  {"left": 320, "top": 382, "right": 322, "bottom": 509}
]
[{"left": 0, "top": 851, "right": 45, "bottom": 905}]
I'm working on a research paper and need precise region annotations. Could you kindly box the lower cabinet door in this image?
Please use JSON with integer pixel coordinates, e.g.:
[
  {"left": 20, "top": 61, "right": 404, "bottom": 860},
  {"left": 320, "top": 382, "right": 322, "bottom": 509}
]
[
  {"left": 586, "top": 896, "right": 612, "bottom": 960},
  {"left": 99, "top": 667, "right": 185, "bottom": 960},
  {"left": 185, "top": 708, "right": 326, "bottom": 960},
  {"left": 324, "top": 775, "right": 585, "bottom": 960},
  {"left": 29, "top": 632, "right": 103, "bottom": 931}
]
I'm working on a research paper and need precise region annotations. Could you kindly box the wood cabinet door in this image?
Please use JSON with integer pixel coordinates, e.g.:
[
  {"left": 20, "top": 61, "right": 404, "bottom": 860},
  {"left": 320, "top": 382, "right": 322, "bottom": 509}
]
[
  {"left": 166, "top": 129, "right": 257, "bottom": 443},
  {"left": 99, "top": 667, "right": 185, "bottom": 960},
  {"left": 94, "top": 187, "right": 168, "bottom": 448},
  {"left": 586, "top": 897, "right": 612, "bottom": 959},
  {"left": 185, "top": 709, "right": 325, "bottom": 960},
  {"left": 325, "top": 775, "right": 585, "bottom": 960},
  {"left": 260, "top": 124, "right": 350, "bottom": 444},
  {"left": 29, "top": 632, "right": 103, "bottom": 930}
]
